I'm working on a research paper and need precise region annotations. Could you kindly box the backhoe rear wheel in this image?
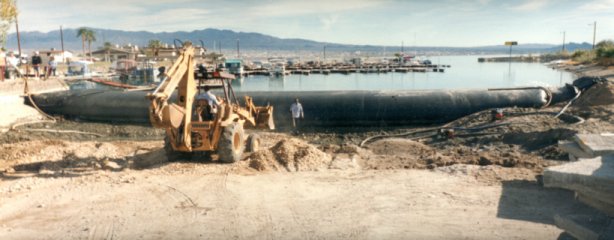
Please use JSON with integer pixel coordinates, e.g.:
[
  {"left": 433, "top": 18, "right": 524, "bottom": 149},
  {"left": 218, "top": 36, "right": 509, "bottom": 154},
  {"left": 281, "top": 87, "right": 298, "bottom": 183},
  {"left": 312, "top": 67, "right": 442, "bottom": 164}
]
[
  {"left": 164, "top": 136, "right": 190, "bottom": 162},
  {"left": 218, "top": 122, "right": 245, "bottom": 163}
]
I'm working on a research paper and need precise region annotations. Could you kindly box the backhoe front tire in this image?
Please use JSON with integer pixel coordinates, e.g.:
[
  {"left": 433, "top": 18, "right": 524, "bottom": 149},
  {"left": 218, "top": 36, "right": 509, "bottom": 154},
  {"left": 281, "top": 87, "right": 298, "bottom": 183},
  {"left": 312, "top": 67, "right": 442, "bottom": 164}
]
[
  {"left": 164, "top": 136, "right": 189, "bottom": 162},
  {"left": 246, "top": 133, "right": 260, "bottom": 152},
  {"left": 218, "top": 122, "right": 245, "bottom": 163}
]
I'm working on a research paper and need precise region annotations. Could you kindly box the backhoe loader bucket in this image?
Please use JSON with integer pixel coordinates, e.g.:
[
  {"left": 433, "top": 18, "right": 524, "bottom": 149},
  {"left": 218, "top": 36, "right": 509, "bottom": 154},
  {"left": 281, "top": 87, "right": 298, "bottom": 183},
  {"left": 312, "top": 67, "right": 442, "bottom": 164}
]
[
  {"left": 255, "top": 106, "right": 275, "bottom": 130},
  {"left": 243, "top": 96, "right": 275, "bottom": 130}
]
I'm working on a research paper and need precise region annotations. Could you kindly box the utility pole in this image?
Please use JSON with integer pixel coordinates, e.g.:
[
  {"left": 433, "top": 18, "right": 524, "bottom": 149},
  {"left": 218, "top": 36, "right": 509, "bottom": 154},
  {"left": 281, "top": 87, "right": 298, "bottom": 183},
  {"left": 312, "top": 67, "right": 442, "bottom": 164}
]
[
  {"left": 60, "top": 25, "right": 65, "bottom": 61},
  {"left": 323, "top": 45, "right": 326, "bottom": 60},
  {"left": 562, "top": 31, "right": 566, "bottom": 52},
  {"left": 236, "top": 38, "right": 240, "bottom": 58},
  {"left": 401, "top": 41, "right": 404, "bottom": 53},
  {"left": 593, "top": 21, "right": 597, "bottom": 50},
  {"left": 15, "top": 15, "right": 22, "bottom": 57}
]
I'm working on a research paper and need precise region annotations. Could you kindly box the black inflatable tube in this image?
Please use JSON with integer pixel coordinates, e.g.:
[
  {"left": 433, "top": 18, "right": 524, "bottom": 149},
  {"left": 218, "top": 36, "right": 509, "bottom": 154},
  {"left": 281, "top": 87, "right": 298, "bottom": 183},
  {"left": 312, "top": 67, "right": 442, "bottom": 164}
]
[
  {"left": 26, "top": 77, "right": 601, "bottom": 128},
  {"left": 27, "top": 88, "right": 549, "bottom": 127},
  {"left": 241, "top": 89, "right": 548, "bottom": 128}
]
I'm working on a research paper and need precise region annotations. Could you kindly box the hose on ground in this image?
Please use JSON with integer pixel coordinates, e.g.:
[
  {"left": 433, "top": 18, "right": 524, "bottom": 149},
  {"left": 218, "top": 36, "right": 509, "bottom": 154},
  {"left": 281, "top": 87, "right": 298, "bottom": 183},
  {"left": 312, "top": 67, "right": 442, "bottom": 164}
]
[
  {"left": 360, "top": 104, "right": 586, "bottom": 147},
  {"left": 11, "top": 78, "right": 58, "bottom": 130},
  {"left": 359, "top": 119, "right": 514, "bottom": 147},
  {"left": 554, "top": 87, "right": 581, "bottom": 118}
]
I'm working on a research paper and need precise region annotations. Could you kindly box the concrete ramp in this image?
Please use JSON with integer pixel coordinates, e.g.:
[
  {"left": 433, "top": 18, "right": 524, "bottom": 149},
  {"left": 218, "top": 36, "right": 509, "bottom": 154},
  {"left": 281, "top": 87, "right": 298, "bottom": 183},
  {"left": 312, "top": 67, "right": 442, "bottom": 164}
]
[
  {"left": 574, "top": 134, "right": 614, "bottom": 157},
  {"left": 544, "top": 155, "right": 614, "bottom": 216},
  {"left": 544, "top": 143, "right": 614, "bottom": 239},
  {"left": 554, "top": 214, "right": 613, "bottom": 240}
]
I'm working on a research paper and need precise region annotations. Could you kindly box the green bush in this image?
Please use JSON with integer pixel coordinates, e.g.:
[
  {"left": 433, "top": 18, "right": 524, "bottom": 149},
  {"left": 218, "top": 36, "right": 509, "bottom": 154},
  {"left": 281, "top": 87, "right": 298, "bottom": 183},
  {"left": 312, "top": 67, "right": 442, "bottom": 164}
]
[
  {"left": 595, "top": 40, "right": 614, "bottom": 59},
  {"left": 596, "top": 47, "right": 614, "bottom": 58},
  {"left": 596, "top": 40, "right": 614, "bottom": 49},
  {"left": 571, "top": 50, "right": 594, "bottom": 63},
  {"left": 571, "top": 50, "right": 588, "bottom": 59}
]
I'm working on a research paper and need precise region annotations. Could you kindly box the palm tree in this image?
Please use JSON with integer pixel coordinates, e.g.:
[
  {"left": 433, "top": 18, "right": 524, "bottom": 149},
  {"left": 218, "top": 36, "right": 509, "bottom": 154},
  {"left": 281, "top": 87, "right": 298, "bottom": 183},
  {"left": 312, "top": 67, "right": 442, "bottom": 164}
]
[
  {"left": 76, "top": 27, "right": 88, "bottom": 59},
  {"left": 148, "top": 39, "right": 162, "bottom": 60},
  {"left": 85, "top": 30, "right": 96, "bottom": 61},
  {"left": 103, "top": 41, "right": 112, "bottom": 62},
  {"left": 76, "top": 28, "right": 96, "bottom": 60}
]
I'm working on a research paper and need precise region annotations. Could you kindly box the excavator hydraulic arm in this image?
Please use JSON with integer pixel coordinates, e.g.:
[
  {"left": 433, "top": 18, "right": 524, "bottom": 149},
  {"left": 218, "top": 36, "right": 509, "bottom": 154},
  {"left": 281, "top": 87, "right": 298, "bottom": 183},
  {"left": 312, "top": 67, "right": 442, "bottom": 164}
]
[{"left": 146, "top": 43, "right": 196, "bottom": 150}]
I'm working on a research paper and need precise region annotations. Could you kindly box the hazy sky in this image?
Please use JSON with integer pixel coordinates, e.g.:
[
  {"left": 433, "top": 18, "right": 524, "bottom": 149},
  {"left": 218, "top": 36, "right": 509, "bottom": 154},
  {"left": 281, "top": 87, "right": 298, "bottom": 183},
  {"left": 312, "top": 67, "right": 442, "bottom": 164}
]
[{"left": 11, "top": 0, "right": 614, "bottom": 47}]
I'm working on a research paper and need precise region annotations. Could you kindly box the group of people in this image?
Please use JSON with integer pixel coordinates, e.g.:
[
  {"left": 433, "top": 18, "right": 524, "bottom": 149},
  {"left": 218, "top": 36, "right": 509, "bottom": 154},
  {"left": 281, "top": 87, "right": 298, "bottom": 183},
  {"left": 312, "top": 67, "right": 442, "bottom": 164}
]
[{"left": 0, "top": 48, "right": 58, "bottom": 81}]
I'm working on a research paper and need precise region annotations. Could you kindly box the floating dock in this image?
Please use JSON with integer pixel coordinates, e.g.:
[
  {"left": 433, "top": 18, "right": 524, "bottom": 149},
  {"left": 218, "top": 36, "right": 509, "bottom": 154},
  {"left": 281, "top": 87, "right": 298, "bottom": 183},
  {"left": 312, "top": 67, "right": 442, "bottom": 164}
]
[{"left": 242, "top": 63, "right": 450, "bottom": 77}]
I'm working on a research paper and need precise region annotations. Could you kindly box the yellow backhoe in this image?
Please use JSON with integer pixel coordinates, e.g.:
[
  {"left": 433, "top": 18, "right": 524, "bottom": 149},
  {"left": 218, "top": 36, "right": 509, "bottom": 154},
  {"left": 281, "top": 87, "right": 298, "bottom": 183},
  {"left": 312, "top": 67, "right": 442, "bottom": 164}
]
[{"left": 146, "top": 42, "right": 274, "bottom": 162}]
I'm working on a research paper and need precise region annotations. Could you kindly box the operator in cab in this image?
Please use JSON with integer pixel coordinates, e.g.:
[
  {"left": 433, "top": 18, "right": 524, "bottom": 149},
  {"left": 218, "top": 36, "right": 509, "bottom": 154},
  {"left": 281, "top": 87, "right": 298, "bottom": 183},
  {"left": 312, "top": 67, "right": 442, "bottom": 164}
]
[{"left": 195, "top": 86, "right": 220, "bottom": 121}]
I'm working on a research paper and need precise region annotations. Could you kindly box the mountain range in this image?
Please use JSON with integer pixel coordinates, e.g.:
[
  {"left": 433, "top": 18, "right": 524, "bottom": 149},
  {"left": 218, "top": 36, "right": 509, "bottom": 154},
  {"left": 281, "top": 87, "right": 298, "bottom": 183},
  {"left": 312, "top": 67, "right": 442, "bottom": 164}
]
[{"left": 4, "top": 28, "right": 593, "bottom": 55}]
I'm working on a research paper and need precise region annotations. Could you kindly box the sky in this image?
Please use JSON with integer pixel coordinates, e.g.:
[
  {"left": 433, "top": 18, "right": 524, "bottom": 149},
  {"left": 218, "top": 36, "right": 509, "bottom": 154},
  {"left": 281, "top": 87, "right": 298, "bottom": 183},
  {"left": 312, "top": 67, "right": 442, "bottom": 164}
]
[{"left": 9, "top": 0, "right": 614, "bottom": 47}]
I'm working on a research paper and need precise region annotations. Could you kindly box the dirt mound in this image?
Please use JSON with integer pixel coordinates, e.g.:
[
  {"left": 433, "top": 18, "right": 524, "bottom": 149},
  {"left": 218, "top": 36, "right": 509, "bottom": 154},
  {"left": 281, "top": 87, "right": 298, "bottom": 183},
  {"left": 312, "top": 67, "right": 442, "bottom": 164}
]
[
  {"left": 357, "top": 138, "right": 551, "bottom": 172},
  {"left": 575, "top": 81, "right": 614, "bottom": 107},
  {"left": 367, "top": 138, "right": 439, "bottom": 156},
  {"left": 572, "top": 81, "right": 614, "bottom": 121},
  {"left": 248, "top": 138, "right": 332, "bottom": 172},
  {"left": 360, "top": 138, "right": 453, "bottom": 170}
]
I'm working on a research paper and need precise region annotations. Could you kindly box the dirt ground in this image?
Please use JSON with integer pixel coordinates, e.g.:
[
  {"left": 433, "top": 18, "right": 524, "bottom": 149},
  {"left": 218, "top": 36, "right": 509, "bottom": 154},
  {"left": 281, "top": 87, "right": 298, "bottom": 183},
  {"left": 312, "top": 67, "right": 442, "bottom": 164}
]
[
  {"left": 1, "top": 69, "right": 613, "bottom": 239},
  {"left": 0, "top": 135, "right": 589, "bottom": 240}
]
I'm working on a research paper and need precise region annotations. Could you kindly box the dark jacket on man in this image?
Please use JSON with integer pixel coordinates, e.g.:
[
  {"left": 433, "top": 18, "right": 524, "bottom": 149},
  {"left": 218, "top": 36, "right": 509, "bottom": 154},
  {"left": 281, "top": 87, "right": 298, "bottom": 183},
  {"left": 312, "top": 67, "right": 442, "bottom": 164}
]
[{"left": 32, "top": 55, "right": 42, "bottom": 65}]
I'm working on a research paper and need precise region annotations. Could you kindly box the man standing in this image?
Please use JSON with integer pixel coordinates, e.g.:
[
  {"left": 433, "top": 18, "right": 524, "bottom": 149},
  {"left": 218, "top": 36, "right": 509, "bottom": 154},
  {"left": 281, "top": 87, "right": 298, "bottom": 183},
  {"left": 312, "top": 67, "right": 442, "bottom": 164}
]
[
  {"left": 6, "top": 52, "right": 19, "bottom": 80},
  {"left": 290, "top": 98, "right": 304, "bottom": 134},
  {"left": 31, "top": 51, "right": 42, "bottom": 78},
  {"left": 47, "top": 56, "right": 57, "bottom": 79}
]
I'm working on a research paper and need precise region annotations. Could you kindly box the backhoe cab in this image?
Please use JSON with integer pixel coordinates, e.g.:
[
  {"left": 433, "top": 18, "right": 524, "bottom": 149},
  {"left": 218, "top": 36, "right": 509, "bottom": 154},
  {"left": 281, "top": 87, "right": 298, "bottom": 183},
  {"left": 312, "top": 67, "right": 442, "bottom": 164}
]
[{"left": 146, "top": 42, "right": 274, "bottom": 163}]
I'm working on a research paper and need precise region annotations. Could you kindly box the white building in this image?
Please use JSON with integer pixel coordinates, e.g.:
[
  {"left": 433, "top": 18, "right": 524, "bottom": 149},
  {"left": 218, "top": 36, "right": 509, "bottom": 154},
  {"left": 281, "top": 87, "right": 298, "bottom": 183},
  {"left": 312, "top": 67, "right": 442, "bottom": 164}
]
[{"left": 38, "top": 50, "right": 74, "bottom": 63}]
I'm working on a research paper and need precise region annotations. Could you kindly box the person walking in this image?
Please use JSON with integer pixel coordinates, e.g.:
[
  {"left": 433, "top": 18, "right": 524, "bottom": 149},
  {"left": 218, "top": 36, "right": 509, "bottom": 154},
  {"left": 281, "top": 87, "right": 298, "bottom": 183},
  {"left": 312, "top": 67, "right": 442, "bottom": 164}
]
[
  {"left": 31, "top": 51, "right": 42, "bottom": 78},
  {"left": 290, "top": 98, "right": 304, "bottom": 134}
]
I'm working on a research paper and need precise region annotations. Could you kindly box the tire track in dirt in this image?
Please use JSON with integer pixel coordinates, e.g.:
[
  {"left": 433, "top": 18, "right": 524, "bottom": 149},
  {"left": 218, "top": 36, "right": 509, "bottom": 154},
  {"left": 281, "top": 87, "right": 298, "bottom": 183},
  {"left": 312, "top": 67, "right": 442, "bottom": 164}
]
[
  {"left": 211, "top": 168, "right": 247, "bottom": 240},
  {"left": 86, "top": 219, "right": 118, "bottom": 240},
  {"left": 144, "top": 181, "right": 212, "bottom": 224}
]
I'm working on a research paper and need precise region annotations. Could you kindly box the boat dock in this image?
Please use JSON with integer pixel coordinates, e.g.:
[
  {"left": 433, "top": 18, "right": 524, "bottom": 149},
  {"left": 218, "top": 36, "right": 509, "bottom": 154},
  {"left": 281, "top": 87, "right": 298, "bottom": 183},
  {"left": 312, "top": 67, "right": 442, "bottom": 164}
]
[{"left": 242, "top": 63, "right": 450, "bottom": 76}]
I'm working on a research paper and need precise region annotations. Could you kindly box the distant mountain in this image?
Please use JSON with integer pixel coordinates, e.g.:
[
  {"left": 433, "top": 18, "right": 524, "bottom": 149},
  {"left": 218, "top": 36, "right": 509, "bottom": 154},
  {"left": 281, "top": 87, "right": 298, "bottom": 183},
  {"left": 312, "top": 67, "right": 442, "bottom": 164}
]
[
  {"left": 5, "top": 28, "right": 337, "bottom": 53},
  {"left": 550, "top": 42, "right": 594, "bottom": 52},
  {"left": 4, "top": 28, "right": 593, "bottom": 55}
]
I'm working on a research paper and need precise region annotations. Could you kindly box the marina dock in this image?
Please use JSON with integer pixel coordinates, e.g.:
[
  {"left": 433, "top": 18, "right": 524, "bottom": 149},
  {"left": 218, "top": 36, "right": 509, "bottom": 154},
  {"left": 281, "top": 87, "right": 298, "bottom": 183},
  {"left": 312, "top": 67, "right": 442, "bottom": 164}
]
[{"left": 241, "top": 62, "right": 451, "bottom": 77}]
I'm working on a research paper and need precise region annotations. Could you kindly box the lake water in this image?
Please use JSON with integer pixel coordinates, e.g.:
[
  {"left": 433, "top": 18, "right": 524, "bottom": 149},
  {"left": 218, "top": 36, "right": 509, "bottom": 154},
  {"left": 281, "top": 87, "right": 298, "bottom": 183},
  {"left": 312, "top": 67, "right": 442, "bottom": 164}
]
[{"left": 232, "top": 55, "right": 574, "bottom": 92}]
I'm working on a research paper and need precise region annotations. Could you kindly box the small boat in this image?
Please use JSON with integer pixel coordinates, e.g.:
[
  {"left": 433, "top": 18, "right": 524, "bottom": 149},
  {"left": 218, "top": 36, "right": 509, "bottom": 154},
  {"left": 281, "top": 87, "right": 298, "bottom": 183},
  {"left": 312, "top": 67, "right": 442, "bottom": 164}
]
[{"left": 271, "top": 62, "right": 290, "bottom": 77}]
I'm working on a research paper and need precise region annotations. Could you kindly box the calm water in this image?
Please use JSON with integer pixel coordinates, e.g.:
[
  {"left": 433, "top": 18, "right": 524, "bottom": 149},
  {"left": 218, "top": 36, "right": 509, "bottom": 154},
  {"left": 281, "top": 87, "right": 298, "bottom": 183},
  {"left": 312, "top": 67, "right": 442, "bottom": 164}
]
[{"left": 232, "top": 55, "right": 574, "bottom": 92}]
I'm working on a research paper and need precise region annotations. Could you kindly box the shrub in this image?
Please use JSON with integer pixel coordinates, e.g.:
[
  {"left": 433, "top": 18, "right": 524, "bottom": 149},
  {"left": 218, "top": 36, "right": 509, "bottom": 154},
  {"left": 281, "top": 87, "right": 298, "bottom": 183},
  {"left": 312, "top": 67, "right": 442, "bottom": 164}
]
[
  {"left": 571, "top": 50, "right": 594, "bottom": 63},
  {"left": 596, "top": 40, "right": 614, "bottom": 49},
  {"left": 596, "top": 46, "right": 614, "bottom": 58}
]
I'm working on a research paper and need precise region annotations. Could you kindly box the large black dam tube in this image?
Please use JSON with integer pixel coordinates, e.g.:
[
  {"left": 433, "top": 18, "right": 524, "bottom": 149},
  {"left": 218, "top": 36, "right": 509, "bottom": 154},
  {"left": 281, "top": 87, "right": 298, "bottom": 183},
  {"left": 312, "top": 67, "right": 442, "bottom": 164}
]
[{"left": 26, "top": 77, "right": 602, "bottom": 128}]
